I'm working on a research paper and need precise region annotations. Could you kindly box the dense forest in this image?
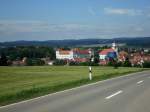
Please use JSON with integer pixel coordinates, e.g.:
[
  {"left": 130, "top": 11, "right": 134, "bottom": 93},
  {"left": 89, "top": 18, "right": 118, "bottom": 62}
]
[
  {"left": 0, "top": 46, "right": 55, "bottom": 63},
  {"left": 0, "top": 46, "right": 55, "bottom": 60}
]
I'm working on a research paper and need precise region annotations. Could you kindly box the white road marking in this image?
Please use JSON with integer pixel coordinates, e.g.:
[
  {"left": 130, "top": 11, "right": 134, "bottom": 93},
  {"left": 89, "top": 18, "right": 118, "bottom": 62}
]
[
  {"left": 105, "top": 90, "right": 123, "bottom": 99},
  {"left": 137, "top": 80, "right": 143, "bottom": 84}
]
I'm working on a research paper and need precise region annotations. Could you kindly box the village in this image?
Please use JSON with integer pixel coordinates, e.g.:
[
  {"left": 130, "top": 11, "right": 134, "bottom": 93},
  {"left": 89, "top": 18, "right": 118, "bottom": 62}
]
[
  {"left": 55, "top": 42, "right": 150, "bottom": 67},
  {"left": 1, "top": 42, "right": 149, "bottom": 67}
]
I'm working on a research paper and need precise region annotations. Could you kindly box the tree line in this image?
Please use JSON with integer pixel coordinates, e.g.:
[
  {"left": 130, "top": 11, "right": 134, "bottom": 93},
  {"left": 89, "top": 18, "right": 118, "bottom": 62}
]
[{"left": 0, "top": 46, "right": 55, "bottom": 66}]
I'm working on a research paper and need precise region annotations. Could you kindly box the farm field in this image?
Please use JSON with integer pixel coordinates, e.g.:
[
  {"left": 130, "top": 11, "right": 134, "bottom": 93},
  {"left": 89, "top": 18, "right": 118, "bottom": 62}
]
[{"left": 0, "top": 66, "right": 146, "bottom": 106}]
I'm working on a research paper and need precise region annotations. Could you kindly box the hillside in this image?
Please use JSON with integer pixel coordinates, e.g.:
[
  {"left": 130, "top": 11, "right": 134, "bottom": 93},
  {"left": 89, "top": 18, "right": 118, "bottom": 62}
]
[{"left": 0, "top": 37, "right": 150, "bottom": 47}]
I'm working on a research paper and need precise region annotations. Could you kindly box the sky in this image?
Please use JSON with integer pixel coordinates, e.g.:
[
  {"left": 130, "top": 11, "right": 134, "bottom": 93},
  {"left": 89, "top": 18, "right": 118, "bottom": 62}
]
[{"left": 0, "top": 0, "right": 150, "bottom": 42}]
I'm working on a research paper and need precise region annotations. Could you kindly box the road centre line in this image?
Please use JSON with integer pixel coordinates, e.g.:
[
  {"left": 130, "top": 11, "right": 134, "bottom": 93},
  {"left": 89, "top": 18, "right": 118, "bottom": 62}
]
[
  {"left": 105, "top": 90, "right": 123, "bottom": 99},
  {"left": 137, "top": 80, "right": 143, "bottom": 84}
]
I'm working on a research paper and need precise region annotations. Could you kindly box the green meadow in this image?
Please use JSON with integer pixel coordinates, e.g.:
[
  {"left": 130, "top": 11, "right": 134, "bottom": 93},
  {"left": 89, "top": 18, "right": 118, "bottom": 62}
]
[{"left": 0, "top": 66, "right": 146, "bottom": 106}]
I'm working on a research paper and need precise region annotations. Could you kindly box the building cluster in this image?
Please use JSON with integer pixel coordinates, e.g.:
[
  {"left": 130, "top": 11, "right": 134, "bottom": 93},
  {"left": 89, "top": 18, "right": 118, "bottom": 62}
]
[
  {"left": 129, "top": 52, "right": 150, "bottom": 66},
  {"left": 56, "top": 42, "right": 118, "bottom": 64},
  {"left": 56, "top": 42, "right": 150, "bottom": 66},
  {"left": 4, "top": 42, "right": 150, "bottom": 66},
  {"left": 56, "top": 48, "right": 94, "bottom": 62}
]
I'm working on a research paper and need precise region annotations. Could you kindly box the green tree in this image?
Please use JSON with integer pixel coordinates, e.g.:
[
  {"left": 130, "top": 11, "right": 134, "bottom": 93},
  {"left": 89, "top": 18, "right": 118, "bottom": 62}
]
[
  {"left": 0, "top": 53, "right": 8, "bottom": 66},
  {"left": 123, "top": 57, "right": 131, "bottom": 67},
  {"left": 53, "top": 59, "right": 67, "bottom": 66}
]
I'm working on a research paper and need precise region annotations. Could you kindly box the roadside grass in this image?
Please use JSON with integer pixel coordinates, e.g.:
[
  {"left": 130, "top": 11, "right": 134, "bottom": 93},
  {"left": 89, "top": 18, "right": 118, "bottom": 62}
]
[{"left": 0, "top": 66, "right": 147, "bottom": 106}]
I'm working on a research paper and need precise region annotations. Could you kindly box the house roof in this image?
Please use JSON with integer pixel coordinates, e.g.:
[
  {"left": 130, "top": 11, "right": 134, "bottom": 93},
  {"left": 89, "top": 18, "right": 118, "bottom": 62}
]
[
  {"left": 59, "top": 50, "right": 71, "bottom": 55},
  {"left": 74, "top": 58, "right": 88, "bottom": 62},
  {"left": 57, "top": 49, "right": 91, "bottom": 55},
  {"left": 73, "top": 50, "right": 90, "bottom": 54},
  {"left": 99, "top": 48, "right": 115, "bottom": 55}
]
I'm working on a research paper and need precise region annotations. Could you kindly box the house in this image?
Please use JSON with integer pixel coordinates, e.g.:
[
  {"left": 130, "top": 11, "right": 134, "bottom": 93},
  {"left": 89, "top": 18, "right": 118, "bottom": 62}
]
[
  {"left": 56, "top": 49, "right": 73, "bottom": 60},
  {"left": 99, "top": 42, "right": 118, "bottom": 65},
  {"left": 73, "top": 49, "right": 93, "bottom": 62},
  {"left": 99, "top": 48, "right": 116, "bottom": 60},
  {"left": 41, "top": 57, "right": 54, "bottom": 65},
  {"left": 12, "top": 57, "right": 27, "bottom": 66},
  {"left": 129, "top": 53, "right": 142, "bottom": 66},
  {"left": 129, "top": 53, "right": 150, "bottom": 66}
]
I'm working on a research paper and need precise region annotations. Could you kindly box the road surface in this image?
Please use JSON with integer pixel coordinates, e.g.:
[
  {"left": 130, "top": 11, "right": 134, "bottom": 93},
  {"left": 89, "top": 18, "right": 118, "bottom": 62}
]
[{"left": 0, "top": 71, "right": 150, "bottom": 112}]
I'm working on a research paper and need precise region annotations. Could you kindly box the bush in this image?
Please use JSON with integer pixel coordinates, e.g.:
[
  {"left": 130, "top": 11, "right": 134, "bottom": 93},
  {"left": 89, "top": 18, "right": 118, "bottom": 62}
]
[
  {"left": 143, "top": 62, "right": 150, "bottom": 68},
  {"left": 69, "top": 61, "right": 79, "bottom": 66},
  {"left": 26, "top": 58, "right": 45, "bottom": 66},
  {"left": 90, "top": 62, "right": 99, "bottom": 66},
  {"left": 0, "top": 53, "right": 8, "bottom": 66},
  {"left": 113, "top": 61, "right": 119, "bottom": 69},
  {"left": 53, "top": 59, "right": 67, "bottom": 66},
  {"left": 78, "top": 62, "right": 90, "bottom": 66},
  {"left": 107, "top": 61, "right": 113, "bottom": 66},
  {"left": 122, "top": 60, "right": 131, "bottom": 67}
]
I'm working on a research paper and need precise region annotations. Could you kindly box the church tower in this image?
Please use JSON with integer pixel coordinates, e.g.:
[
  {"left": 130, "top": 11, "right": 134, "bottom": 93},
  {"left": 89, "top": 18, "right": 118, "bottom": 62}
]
[{"left": 112, "top": 42, "right": 118, "bottom": 54}]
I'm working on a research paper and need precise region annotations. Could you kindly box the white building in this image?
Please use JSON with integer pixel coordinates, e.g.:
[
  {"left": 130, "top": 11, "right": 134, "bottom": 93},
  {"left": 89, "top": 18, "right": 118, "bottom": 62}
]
[
  {"left": 56, "top": 49, "right": 94, "bottom": 62},
  {"left": 56, "top": 50, "right": 73, "bottom": 60},
  {"left": 99, "top": 42, "right": 118, "bottom": 60}
]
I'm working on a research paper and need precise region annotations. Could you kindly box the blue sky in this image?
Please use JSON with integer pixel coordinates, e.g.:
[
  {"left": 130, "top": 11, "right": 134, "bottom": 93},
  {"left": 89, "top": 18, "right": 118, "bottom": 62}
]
[{"left": 0, "top": 0, "right": 150, "bottom": 42}]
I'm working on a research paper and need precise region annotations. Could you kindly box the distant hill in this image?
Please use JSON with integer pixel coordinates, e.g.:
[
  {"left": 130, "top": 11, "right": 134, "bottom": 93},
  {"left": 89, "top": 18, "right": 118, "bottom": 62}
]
[{"left": 0, "top": 37, "right": 150, "bottom": 47}]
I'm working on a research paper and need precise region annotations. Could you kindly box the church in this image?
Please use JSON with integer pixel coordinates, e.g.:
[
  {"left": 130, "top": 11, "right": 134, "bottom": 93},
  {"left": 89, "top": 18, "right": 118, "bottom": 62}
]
[{"left": 99, "top": 42, "right": 118, "bottom": 65}]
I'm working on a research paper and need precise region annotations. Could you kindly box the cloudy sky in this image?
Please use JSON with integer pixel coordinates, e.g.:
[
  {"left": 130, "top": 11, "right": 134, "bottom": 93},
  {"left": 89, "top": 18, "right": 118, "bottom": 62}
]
[{"left": 0, "top": 0, "right": 150, "bottom": 42}]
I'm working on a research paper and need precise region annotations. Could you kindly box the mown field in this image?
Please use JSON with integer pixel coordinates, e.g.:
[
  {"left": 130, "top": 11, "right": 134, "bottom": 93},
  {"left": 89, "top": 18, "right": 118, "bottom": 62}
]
[{"left": 0, "top": 66, "right": 146, "bottom": 106}]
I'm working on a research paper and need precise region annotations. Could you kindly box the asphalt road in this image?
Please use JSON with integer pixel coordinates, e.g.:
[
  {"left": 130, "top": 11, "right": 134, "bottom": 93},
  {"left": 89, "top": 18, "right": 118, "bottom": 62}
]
[{"left": 0, "top": 71, "right": 150, "bottom": 112}]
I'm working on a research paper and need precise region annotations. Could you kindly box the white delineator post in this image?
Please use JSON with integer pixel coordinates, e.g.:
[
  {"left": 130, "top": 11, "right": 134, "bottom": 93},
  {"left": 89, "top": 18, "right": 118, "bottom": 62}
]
[
  {"left": 89, "top": 49, "right": 93, "bottom": 80},
  {"left": 89, "top": 66, "right": 92, "bottom": 80}
]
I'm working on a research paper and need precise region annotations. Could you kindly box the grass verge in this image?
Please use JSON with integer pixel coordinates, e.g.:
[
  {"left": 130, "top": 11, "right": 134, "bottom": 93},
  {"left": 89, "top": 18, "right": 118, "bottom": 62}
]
[{"left": 0, "top": 66, "right": 147, "bottom": 106}]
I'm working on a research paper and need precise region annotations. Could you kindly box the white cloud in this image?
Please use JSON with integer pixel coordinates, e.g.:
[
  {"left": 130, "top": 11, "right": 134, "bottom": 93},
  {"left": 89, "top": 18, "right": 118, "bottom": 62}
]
[
  {"left": 104, "top": 8, "right": 142, "bottom": 16},
  {"left": 0, "top": 20, "right": 49, "bottom": 33},
  {"left": 0, "top": 20, "right": 150, "bottom": 41},
  {"left": 0, "top": 20, "right": 94, "bottom": 35}
]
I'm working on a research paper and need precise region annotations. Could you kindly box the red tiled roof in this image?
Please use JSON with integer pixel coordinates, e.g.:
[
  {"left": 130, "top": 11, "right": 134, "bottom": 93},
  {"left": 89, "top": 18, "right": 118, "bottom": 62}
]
[
  {"left": 73, "top": 50, "right": 90, "bottom": 54},
  {"left": 74, "top": 58, "right": 89, "bottom": 62},
  {"left": 99, "top": 48, "right": 115, "bottom": 55},
  {"left": 59, "top": 50, "right": 71, "bottom": 55}
]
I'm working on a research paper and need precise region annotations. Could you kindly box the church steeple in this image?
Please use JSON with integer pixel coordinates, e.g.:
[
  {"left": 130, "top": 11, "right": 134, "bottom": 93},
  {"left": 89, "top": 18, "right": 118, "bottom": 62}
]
[{"left": 112, "top": 42, "right": 118, "bottom": 53}]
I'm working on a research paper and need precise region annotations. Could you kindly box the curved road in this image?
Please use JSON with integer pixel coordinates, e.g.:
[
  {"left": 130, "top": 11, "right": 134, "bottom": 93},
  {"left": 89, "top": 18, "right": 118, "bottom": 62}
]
[{"left": 0, "top": 71, "right": 150, "bottom": 112}]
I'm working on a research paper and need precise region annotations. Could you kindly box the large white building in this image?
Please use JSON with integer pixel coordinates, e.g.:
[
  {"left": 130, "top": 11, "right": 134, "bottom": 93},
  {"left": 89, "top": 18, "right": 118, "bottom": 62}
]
[
  {"left": 56, "top": 50, "right": 73, "bottom": 60},
  {"left": 56, "top": 49, "right": 94, "bottom": 62}
]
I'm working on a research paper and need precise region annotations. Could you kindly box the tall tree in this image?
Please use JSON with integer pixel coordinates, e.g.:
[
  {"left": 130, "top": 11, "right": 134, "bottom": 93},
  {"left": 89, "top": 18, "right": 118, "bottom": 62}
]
[{"left": 0, "top": 53, "right": 8, "bottom": 66}]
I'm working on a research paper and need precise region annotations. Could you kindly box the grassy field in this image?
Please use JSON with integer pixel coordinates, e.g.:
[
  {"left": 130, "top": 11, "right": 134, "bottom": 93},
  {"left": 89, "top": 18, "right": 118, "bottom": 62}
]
[{"left": 0, "top": 66, "right": 147, "bottom": 106}]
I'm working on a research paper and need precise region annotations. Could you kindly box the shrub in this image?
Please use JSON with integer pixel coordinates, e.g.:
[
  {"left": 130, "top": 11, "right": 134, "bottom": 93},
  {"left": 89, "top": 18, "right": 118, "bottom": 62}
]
[
  {"left": 0, "top": 53, "right": 8, "bottom": 66},
  {"left": 26, "top": 58, "right": 45, "bottom": 66},
  {"left": 78, "top": 62, "right": 90, "bottom": 66},
  {"left": 69, "top": 61, "right": 79, "bottom": 66},
  {"left": 53, "top": 59, "right": 67, "bottom": 66},
  {"left": 122, "top": 60, "right": 131, "bottom": 67},
  {"left": 143, "top": 62, "right": 150, "bottom": 68}
]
